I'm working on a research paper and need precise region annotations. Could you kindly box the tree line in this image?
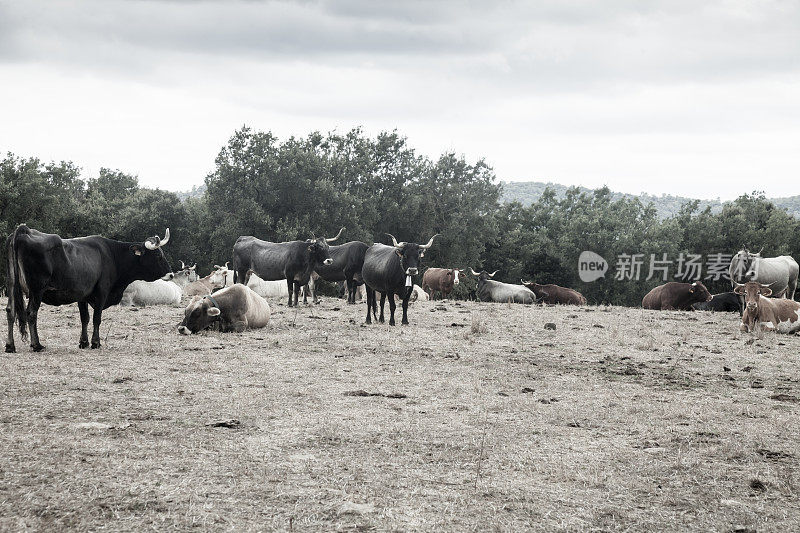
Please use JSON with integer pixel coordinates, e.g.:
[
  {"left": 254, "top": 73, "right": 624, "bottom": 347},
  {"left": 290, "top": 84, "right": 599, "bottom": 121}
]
[{"left": 2, "top": 126, "right": 798, "bottom": 306}]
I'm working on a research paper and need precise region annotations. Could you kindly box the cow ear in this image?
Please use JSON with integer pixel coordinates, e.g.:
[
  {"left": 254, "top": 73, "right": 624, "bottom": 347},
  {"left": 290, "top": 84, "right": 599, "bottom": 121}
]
[
  {"left": 760, "top": 287, "right": 772, "bottom": 296},
  {"left": 733, "top": 285, "right": 745, "bottom": 294},
  {"left": 688, "top": 288, "right": 694, "bottom": 293},
  {"left": 395, "top": 249, "right": 403, "bottom": 257},
  {"left": 130, "top": 245, "right": 144, "bottom": 256},
  {"left": 419, "top": 251, "right": 425, "bottom": 258},
  {"left": 207, "top": 307, "right": 221, "bottom": 317}
]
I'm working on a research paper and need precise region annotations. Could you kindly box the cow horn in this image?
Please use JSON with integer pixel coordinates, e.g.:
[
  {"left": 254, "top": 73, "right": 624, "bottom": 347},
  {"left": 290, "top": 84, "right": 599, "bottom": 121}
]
[
  {"left": 470, "top": 268, "right": 480, "bottom": 276},
  {"left": 326, "top": 227, "right": 345, "bottom": 243},
  {"left": 387, "top": 233, "right": 406, "bottom": 248},
  {"left": 489, "top": 270, "right": 498, "bottom": 277},
  {"left": 225, "top": 261, "right": 229, "bottom": 269},
  {"left": 190, "top": 263, "right": 196, "bottom": 270},
  {"left": 160, "top": 228, "right": 170, "bottom": 246},
  {"left": 145, "top": 228, "right": 170, "bottom": 250},
  {"left": 180, "top": 260, "right": 185, "bottom": 269},
  {"left": 418, "top": 234, "right": 439, "bottom": 250}
]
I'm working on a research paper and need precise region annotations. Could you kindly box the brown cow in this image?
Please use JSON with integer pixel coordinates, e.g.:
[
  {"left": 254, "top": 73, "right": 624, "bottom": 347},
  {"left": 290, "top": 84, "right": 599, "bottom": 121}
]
[
  {"left": 521, "top": 281, "right": 587, "bottom": 305},
  {"left": 422, "top": 268, "right": 464, "bottom": 300},
  {"left": 734, "top": 281, "right": 800, "bottom": 334},
  {"left": 178, "top": 284, "right": 271, "bottom": 334},
  {"left": 642, "top": 281, "right": 712, "bottom": 310}
]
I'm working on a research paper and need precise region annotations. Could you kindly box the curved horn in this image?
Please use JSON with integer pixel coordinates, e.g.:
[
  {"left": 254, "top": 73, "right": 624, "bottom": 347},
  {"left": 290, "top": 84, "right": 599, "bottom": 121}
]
[
  {"left": 190, "top": 263, "right": 196, "bottom": 270},
  {"left": 224, "top": 261, "right": 229, "bottom": 270},
  {"left": 144, "top": 238, "right": 158, "bottom": 251},
  {"left": 521, "top": 279, "right": 530, "bottom": 285},
  {"left": 418, "top": 234, "right": 440, "bottom": 250},
  {"left": 470, "top": 268, "right": 481, "bottom": 276},
  {"left": 180, "top": 260, "right": 185, "bottom": 270},
  {"left": 326, "top": 227, "right": 345, "bottom": 243},
  {"left": 489, "top": 270, "right": 498, "bottom": 278},
  {"left": 386, "top": 233, "right": 405, "bottom": 248},
  {"left": 160, "top": 228, "right": 170, "bottom": 246}
]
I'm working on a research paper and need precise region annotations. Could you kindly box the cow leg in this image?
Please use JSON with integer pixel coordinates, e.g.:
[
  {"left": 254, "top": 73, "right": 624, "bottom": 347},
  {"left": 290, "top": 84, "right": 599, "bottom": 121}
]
[
  {"left": 401, "top": 296, "right": 410, "bottom": 325},
  {"left": 78, "top": 301, "right": 90, "bottom": 349},
  {"left": 26, "top": 294, "right": 44, "bottom": 352},
  {"left": 293, "top": 282, "right": 301, "bottom": 307},
  {"left": 365, "top": 287, "right": 373, "bottom": 324},
  {"left": 379, "top": 293, "right": 386, "bottom": 323},
  {"left": 5, "top": 301, "right": 15, "bottom": 353},
  {"left": 387, "top": 292, "right": 397, "bottom": 326},
  {"left": 347, "top": 279, "right": 355, "bottom": 305},
  {"left": 286, "top": 279, "right": 294, "bottom": 307},
  {"left": 90, "top": 306, "right": 103, "bottom": 349}
]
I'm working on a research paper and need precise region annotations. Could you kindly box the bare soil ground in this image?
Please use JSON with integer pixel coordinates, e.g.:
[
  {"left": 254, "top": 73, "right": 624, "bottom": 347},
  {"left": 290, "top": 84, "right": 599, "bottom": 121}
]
[{"left": 1, "top": 297, "right": 800, "bottom": 532}]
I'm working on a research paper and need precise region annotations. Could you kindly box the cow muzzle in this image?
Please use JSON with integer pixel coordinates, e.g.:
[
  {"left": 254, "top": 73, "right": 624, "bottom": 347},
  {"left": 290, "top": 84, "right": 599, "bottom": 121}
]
[
  {"left": 323, "top": 258, "right": 333, "bottom": 265},
  {"left": 406, "top": 268, "right": 418, "bottom": 276},
  {"left": 178, "top": 325, "right": 191, "bottom": 335}
]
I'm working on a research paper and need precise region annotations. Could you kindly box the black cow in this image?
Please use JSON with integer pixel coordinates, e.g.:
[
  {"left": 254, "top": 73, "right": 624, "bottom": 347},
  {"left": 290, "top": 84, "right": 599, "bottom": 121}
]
[
  {"left": 311, "top": 240, "right": 369, "bottom": 304},
  {"left": 231, "top": 228, "right": 342, "bottom": 307},
  {"left": 691, "top": 292, "right": 744, "bottom": 315},
  {"left": 5, "top": 224, "right": 172, "bottom": 352},
  {"left": 362, "top": 234, "right": 438, "bottom": 325}
]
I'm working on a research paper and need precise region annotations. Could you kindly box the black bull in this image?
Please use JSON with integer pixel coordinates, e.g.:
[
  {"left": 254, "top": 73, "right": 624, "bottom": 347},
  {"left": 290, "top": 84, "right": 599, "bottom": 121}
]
[
  {"left": 5, "top": 224, "right": 172, "bottom": 352},
  {"left": 362, "top": 234, "right": 438, "bottom": 326},
  {"left": 312, "top": 241, "right": 369, "bottom": 304},
  {"left": 232, "top": 228, "right": 344, "bottom": 307}
]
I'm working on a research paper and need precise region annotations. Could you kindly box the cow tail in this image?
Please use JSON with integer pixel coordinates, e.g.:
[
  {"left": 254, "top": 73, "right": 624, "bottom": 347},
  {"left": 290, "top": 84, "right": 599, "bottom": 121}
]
[{"left": 7, "top": 225, "right": 28, "bottom": 340}]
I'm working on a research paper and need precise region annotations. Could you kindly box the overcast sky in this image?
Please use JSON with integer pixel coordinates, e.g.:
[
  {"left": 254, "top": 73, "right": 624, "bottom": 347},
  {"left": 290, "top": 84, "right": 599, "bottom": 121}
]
[{"left": 1, "top": 0, "right": 798, "bottom": 200}]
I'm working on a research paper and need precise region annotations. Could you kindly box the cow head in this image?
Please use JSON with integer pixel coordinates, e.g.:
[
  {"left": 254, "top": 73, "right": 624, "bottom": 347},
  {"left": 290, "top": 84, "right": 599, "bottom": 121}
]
[
  {"left": 450, "top": 269, "right": 464, "bottom": 285},
  {"left": 130, "top": 228, "right": 172, "bottom": 281},
  {"left": 174, "top": 262, "right": 198, "bottom": 284},
  {"left": 209, "top": 262, "right": 231, "bottom": 288},
  {"left": 470, "top": 268, "right": 498, "bottom": 282},
  {"left": 688, "top": 281, "right": 713, "bottom": 303},
  {"left": 307, "top": 227, "right": 343, "bottom": 267},
  {"left": 734, "top": 281, "right": 772, "bottom": 314},
  {"left": 178, "top": 295, "right": 221, "bottom": 335},
  {"left": 387, "top": 234, "right": 439, "bottom": 276}
]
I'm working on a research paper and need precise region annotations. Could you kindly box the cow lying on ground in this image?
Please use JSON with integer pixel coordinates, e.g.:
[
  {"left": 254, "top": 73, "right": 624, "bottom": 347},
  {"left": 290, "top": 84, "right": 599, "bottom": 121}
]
[
  {"left": 172, "top": 262, "right": 199, "bottom": 289},
  {"left": 734, "top": 281, "right": 800, "bottom": 334},
  {"left": 642, "top": 281, "right": 712, "bottom": 310},
  {"left": 244, "top": 269, "right": 290, "bottom": 298},
  {"left": 184, "top": 269, "right": 226, "bottom": 297},
  {"left": 691, "top": 292, "right": 743, "bottom": 314},
  {"left": 177, "top": 284, "right": 271, "bottom": 334},
  {"left": 471, "top": 269, "right": 540, "bottom": 304},
  {"left": 521, "top": 281, "right": 586, "bottom": 305},
  {"left": 120, "top": 276, "right": 182, "bottom": 307},
  {"left": 422, "top": 268, "right": 463, "bottom": 300}
]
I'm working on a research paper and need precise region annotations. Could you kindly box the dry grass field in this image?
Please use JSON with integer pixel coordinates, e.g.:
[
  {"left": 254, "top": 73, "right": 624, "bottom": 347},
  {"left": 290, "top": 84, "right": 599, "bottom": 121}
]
[{"left": 1, "top": 296, "right": 800, "bottom": 532}]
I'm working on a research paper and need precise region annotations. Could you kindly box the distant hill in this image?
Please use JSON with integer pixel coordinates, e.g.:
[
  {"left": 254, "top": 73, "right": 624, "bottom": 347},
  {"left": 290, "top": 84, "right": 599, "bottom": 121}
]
[
  {"left": 176, "top": 184, "right": 206, "bottom": 202},
  {"left": 500, "top": 181, "right": 800, "bottom": 219}
]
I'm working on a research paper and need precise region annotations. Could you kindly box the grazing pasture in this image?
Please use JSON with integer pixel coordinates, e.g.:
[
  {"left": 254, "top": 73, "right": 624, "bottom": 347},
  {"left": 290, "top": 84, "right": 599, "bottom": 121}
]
[{"left": 1, "top": 297, "right": 799, "bottom": 531}]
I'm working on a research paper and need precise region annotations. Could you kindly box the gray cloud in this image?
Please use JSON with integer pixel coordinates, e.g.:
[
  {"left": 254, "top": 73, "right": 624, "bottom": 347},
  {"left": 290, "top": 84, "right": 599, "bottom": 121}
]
[{"left": 1, "top": 0, "right": 798, "bottom": 90}]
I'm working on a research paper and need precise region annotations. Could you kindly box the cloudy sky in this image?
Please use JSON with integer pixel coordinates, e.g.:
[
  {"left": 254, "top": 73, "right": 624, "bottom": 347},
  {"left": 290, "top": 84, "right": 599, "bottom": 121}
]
[{"left": 0, "top": 0, "right": 798, "bottom": 200}]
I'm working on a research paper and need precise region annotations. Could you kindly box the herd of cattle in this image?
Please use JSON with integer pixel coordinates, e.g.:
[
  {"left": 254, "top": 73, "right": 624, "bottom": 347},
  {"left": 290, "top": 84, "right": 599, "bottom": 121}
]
[{"left": 4, "top": 224, "right": 800, "bottom": 353}]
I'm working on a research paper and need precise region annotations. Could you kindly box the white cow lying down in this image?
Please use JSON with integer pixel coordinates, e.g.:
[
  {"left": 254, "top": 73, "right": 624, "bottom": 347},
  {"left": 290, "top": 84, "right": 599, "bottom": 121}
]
[
  {"left": 178, "top": 284, "right": 271, "bottom": 334},
  {"left": 243, "top": 270, "right": 290, "bottom": 298},
  {"left": 120, "top": 278, "right": 183, "bottom": 307}
]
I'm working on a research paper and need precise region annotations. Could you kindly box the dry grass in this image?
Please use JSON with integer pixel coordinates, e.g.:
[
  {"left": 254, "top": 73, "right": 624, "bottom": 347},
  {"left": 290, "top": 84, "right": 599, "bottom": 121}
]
[{"left": 1, "top": 297, "right": 800, "bottom": 531}]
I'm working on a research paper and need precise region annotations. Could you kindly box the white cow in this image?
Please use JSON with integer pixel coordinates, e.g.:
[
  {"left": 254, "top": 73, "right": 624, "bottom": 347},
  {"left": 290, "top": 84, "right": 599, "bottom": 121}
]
[
  {"left": 120, "top": 276, "right": 183, "bottom": 307},
  {"left": 243, "top": 270, "right": 290, "bottom": 298}
]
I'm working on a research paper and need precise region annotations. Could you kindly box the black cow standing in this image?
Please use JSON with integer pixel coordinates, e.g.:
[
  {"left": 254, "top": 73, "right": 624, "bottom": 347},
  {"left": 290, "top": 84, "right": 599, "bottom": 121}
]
[
  {"left": 231, "top": 228, "right": 342, "bottom": 307},
  {"left": 311, "top": 240, "right": 369, "bottom": 304},
  {"left": 362, "top": 234, "right": 438, "bottom": 326},
  {"left": 5, "top": 224, "right": 172, "bottom": 352}
]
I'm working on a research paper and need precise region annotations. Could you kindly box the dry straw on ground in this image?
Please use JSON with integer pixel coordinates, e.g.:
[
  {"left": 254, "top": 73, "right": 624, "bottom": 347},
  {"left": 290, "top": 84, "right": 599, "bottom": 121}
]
[{"left": 1, "top": 297, "right": 799, "bottom": 531}]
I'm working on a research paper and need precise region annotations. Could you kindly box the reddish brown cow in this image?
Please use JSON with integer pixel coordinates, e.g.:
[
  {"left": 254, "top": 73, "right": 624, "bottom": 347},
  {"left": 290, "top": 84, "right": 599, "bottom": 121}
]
[
  {"left": 642, "top": 281, "right": 712, "bottom": 310},
  {"left": 422, "top": 268, "right": 464, "bottom": 300},
  {"left": 734, "top": 281, "right": 800, "bottom": 334},
  {"left": 521, "top": 281, "right": 587, "bottom": 305}
]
